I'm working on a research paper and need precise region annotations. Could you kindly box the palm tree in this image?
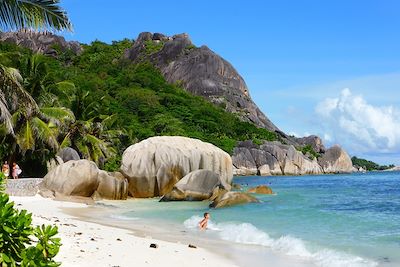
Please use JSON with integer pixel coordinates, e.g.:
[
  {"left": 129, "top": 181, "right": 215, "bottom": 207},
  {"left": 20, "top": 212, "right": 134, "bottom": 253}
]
[
  {"left": 60, "top": 116, "right": 120, "bottom": 167},
  {"left": 0, "top": 65, "right": 37, "bottom": 134},
  {"left": 0, "top": 0, "right": 72, "bottom": 133},
  {"left": 0, "top": 105, "right": 75, "bottom": 168}
]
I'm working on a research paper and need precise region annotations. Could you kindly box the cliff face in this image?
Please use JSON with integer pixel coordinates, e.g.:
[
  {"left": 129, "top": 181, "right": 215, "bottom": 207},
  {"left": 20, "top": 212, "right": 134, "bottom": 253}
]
[{"left": 124, "top": 32, "right": 279, "bottom": 132}]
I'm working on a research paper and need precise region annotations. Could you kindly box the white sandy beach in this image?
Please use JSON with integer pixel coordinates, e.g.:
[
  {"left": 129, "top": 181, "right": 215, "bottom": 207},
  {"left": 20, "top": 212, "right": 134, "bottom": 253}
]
[{"left": 10, "top": 195, "right": 238, "bottom": 267}]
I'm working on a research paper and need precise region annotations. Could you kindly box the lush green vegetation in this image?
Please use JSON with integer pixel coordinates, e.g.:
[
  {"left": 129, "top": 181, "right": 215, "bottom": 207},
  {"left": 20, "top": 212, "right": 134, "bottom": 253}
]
[
  {"left": 0, "top": 173, "right": 61, "bottom": 266},
  {"left": 297, "top": 145, "right": 320, "bottom": 160},
  {"left": 0, "top": 39, "right": 278, "bottom": 176},
  {"left": 351, "top": 156, "right": 394, "bottom": 171}
]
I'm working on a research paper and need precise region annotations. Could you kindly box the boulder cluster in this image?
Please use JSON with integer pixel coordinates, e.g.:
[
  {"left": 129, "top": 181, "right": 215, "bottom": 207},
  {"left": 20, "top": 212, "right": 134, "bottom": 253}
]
[
  {"left": 40, "top": 136, "right": 253, "bottom": 208},
  {"left": 232, "top": 140, "right": 353, "bottom": 176},
  {"left": 40, "top": 136, "right": 355, "bottom": 208}
]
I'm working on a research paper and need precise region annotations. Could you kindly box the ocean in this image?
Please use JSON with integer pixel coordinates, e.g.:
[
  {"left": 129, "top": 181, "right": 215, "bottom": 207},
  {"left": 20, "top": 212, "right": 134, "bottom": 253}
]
[{"left": 93, "top": 171, "right": 400, "bottom": 267}]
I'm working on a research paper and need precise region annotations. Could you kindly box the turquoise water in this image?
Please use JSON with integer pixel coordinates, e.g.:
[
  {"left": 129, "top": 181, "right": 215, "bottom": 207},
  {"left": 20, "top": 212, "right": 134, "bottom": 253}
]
[{"left": 106, "top": 171, "right": 400, "bottom": 267}]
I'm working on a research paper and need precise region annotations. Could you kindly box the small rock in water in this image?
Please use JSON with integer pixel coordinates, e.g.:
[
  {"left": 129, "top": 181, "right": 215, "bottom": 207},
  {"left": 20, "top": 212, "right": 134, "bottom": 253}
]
[
  {"left": 188, "top": 244, "right": 197, "bottom": 248},
  {"left": 149, "top": 243, "right": 159, "bottom": 248}
]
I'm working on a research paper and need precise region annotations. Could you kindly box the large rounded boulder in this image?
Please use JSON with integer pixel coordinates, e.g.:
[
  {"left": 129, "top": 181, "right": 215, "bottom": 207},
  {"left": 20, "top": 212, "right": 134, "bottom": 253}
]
[
  {"left": 318, "top": 145, "right": 353, "bottom": 173},
  {"left": 160, "top": 170, "right": 224, "bottom": 201},
  {"left": 41, "top": 160, "right": 128, "bottom": 200},
  {"left": 120, "top": 136, "right": 233, "bottom": 198}
]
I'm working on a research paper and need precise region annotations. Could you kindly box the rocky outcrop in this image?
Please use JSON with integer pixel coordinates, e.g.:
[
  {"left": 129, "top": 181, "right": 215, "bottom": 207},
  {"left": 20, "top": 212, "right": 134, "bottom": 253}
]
[
  {"left": 210, "top": 191, "right": 259, "bottom": 208},
  {"left": 124, "top": 32, "right": 279, "bottom": 131},
  {"left": 232, "top": 141, "right": 355, "bottom": 176},
  {"left": 318, "top": 145, "right": 353, "bottom": 173},
  {"left": 295, "top": 135, "right": 325, "bottom": 153},
  {"left": 0, "top": 30, "right": 82, "bottom": 56},
  {"left": 120, "top": 136, "right": 233, "bottom": 198},
  {"left": 160, "top": 170, "right": 225, "bottom": 201},
  {"left": 247, "top": 185, "right": 274, "bottom": 194},
  {"left": 232, "top": 140, "right": 323, "bottom": 176},
  {"left": 40, "top": 160, "right": 128, "bottom": 200}
]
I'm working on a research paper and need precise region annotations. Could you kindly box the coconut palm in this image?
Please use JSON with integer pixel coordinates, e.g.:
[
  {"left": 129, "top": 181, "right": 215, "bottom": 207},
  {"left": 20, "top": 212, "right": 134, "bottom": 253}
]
[
  {"left": 0, "top": 105, "right": 75, "bottom": 164},
  {"left": 60, "top": 116, "right": 120, "bottom": 167},
  {"left": 0, "top": 65, "right": 37, "bottom": 134},
  {"left": 0, "top": 0, "right": 72, "bottom": 133}
]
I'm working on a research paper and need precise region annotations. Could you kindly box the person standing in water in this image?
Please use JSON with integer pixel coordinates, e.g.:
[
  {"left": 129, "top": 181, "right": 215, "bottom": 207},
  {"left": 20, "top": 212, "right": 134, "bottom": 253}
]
[
  {"left": 2, "top": 161, "right": 9, "bottom": 178},
  {"left": 199, "top": 212, "right": 210, "bottom": 230}
]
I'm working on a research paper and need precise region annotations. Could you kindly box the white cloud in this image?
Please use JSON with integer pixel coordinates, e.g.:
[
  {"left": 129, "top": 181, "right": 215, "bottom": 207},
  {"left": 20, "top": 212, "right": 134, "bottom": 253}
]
[
  {"left": 323, "top": 133, "right": 332, "bottom": 142},
  {"left": 315, "top": 88, "right": 400, "bottom": 154}
]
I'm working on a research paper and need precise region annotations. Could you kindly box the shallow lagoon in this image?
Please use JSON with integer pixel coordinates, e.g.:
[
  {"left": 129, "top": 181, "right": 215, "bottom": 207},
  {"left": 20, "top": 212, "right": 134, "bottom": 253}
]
[{"left": 85, "top": 171, "right": 400, "bottom": 267}]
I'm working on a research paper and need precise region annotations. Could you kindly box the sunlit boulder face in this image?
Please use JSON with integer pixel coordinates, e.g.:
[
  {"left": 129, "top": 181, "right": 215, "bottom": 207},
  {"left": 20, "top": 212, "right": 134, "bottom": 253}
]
[
  {"left": 120, "top": 136, "right": 233, "bottom": 198},
  {"left": 41, "top": 160, "right": 128, "bottom": 200},
  {"left": 318, "top": 145, "right": 354, "bottom": 173}
]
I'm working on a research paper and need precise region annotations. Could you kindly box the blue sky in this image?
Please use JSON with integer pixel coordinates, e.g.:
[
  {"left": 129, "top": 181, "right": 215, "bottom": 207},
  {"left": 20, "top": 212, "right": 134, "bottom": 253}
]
[{"left": 61, "top": 0, "right": 400, "bottom": 164}]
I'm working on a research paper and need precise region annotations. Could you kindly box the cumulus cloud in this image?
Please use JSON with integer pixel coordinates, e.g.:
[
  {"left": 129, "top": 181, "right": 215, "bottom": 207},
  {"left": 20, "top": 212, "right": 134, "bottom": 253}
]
[{"left": 315, "top": 88, "right": 400, "bottom": 153}]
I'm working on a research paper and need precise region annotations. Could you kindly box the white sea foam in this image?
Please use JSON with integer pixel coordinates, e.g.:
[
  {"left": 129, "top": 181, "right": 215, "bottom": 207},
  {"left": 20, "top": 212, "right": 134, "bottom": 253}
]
[
  {"left": 183, "top": 215, "right": 221, "bottom": 230},
  {"left": 183, "top": 215, "right": 378, "bottom": 267},
  {"left": 110, "top": 214, "right": 139, "bottom": 221}
]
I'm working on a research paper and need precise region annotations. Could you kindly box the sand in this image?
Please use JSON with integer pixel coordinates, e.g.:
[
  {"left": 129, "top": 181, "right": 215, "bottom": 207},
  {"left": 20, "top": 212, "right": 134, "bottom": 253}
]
[{"left": 10, "top": 195, "right": 238, "bottom": 267}]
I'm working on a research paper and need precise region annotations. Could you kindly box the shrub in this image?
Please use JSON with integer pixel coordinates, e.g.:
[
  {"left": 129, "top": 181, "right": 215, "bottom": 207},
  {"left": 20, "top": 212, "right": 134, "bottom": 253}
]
[
  {"left": 297, "top": 145, "right": 321, "bottom": 160},
  {"left": 0, "top": 173, "right": 61, "bottom": 266}
]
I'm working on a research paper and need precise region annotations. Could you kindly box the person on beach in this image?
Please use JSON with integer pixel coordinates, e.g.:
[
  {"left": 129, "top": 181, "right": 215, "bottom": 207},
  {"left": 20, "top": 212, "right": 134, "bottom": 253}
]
[
  {"left": 12, "top": 162, "right": 21, "bottom": 179},
  {"left": 199, "top": 212, "right": 210, "bottom": 230},
  {"left": 2, "top": 161, "right": 9, "bottom": 178}
]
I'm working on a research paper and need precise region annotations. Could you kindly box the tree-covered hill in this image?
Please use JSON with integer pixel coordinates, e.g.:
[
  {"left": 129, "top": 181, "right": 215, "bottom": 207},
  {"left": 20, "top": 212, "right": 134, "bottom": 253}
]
[
  {"left": 0, "top": 39, "right": 278, "bottom": 176},
  {"left": 351, "top": 156, "right": 394, "bottom": 171}
]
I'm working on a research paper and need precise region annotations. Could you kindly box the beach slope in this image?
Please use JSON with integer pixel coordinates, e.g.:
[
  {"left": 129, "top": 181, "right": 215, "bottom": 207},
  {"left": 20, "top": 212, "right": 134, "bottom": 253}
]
[{"left": 10, "top": 196, "right": 238, "bottom": 267}]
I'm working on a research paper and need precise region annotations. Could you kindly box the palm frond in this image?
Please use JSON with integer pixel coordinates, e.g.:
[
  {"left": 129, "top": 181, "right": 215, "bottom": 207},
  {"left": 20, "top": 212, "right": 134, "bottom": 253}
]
[
  {"left": 0, "top": 0, "right": 72, "bottom": 32},
  {"left": 100, "top": 114, "right": 118, "bottom": 129},
  {"left": 86, "top": 133, "right": 116, "bottom": 158},
  {"left": 0, "top": 65, "right": 38, "bottom": 117},
  {"left": 5, "top": 67, "right": 23, "bottom": 83},
  {"left": 59, "top": 132, "right": 71, "bottom": 148},
  {"left": 37, "top": 91, "right": 59, "bottom": 106},
  {"left": 31, "top": 116, "right": 58, "bottom": 149},
  {"left": 52, "top": 81, "right": 76, "bottom": 103},
  {"left": 0, "top": 51, "right": 23, "bottom": 67},
  {"left": 75, "top": 138, "right": 90, "bottom": 160},
  {"left": 40, "top": 106, "right": 75, "bottom": 124},
  {"left": 0, "top": 90, "right": 12, "bottom": 133},
  {"left": 16, "top": 119, "right": 34, "bottom": 152},
  {"left": 11, "top": 108, "right": 25, "bottom": 127}
]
